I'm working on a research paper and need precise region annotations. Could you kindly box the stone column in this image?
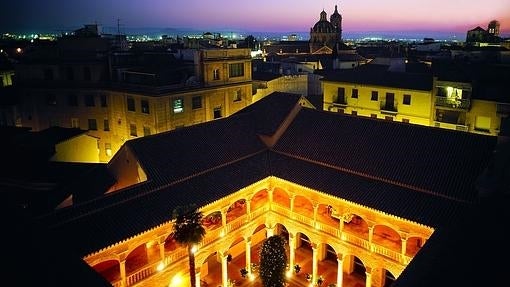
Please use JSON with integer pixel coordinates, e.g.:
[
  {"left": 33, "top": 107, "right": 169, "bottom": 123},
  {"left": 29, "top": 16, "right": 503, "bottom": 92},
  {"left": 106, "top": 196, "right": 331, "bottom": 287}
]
[
  {"left": 339, "top": 217, "right": 345, "bottom": 239},
  {"left": 368, "top": 226, "right": 374, "bottom": 251},
  {"left": 312, "top": 202, "right": 319, "bottom": 224},
  {"left": 246, "top": 198, "right": 252, "bottom": 217},
  {"left": 312, "top": 243, "right": 318, "bottom": 283},
  {"left": 336, "top": 254, "right": 344, "bottom": 287},
  {"left": 365, "top": 267, "right": 372, "bottom": 287},
  {"left": 401, "top": 238, "right": 407, "bottom": 256},
  {"left": 221, "top": 252, "right": 229, "bottom": 287},
  {"left": 119, "top": 259, "right": 127, "bottom": 287},
  {"left": 288, "top": 234, "right": 296, "bottom": 272},
  {"left": 266, "top": 225, "right": 275, "bottom": 237},
  {"left": 245, "top": 237, "right": 252, "bottom": 273},
  {"left": 195, "top": 267, "right": 202, "bottom": 287},
  {"left": 158, "top": 240, "right": 166, "bottom": 261},
  {"left": 290, "top": 194, "right": 296, "bottom": 213}
]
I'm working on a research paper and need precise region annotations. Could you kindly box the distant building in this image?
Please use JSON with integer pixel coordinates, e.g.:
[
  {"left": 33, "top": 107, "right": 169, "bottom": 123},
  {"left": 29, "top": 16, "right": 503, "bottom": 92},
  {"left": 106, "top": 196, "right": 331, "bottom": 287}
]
[
  {"left": 466, "top": 20, "right": 503, "bottom": 45},
  {"left": 12, "top": 32, "right": 253, "bottom": 163},
  {"left": 309, "top": 5, "right": 342, "bottom": 54}
]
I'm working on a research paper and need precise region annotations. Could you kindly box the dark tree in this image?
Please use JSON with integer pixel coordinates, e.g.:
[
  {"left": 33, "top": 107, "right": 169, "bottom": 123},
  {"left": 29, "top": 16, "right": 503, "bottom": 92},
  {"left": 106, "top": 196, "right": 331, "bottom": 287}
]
[
  {"left": 244, "top": 35, "right": 257, "bottom": 50},
  {"left": 172, "top": 204, "right": 206, "bottom": 287},
  {"left": 259, "top": 235, "right": 288, "bottom": 287}
]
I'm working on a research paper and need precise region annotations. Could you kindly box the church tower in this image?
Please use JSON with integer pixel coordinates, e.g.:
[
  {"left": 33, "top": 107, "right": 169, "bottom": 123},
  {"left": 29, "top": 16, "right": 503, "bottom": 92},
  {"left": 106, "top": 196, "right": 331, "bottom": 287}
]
[
  {"left": 330, "top": 4, "right": 342, "bottom": 41},
  {"left": 309, "top": 8, "right": 339, "bottom": 54}
]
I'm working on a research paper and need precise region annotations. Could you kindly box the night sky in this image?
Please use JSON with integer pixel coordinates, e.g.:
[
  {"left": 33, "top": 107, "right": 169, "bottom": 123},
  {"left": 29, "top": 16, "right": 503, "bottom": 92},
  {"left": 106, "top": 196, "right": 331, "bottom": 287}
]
[{"left": 2, "top": 0, "right": 509, "bottom": 35}]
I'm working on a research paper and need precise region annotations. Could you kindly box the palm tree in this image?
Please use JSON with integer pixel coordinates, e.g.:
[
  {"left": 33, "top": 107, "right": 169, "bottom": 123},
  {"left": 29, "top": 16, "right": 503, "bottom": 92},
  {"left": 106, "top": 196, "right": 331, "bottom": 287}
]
[{"left": 172, "top": 204, "right": 206, "bottom": 287}]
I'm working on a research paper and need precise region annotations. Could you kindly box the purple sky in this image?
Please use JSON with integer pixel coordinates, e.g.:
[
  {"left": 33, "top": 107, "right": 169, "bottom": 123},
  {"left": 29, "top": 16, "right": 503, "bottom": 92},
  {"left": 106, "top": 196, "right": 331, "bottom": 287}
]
[{"left": 2, "top": 0, "right": 509, "bottom": 34}]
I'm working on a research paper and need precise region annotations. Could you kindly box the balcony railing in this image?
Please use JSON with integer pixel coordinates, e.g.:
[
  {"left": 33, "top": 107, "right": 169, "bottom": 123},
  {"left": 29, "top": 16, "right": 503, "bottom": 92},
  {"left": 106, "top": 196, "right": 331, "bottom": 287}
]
[
  {"left": 435, "top": 96, "right": 470, "bottom": 109},
  {"left": 380, "top": 101, "right": 398, "bottom": 114},
  {"left": 332, "top": 96, "right": 347, "bottom": 106},
  {"left": 119, "top": 202, "right": 417, "bottom": 286}
]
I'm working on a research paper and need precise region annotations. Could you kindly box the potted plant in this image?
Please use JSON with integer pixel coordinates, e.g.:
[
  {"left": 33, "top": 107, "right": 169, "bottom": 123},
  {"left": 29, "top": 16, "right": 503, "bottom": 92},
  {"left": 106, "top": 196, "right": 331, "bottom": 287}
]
[
  {"left": 294, "top": 264, "right": 301, "bottom": 274},
  {"left": 227, "top": 254, "right": 232, "bottom": 263},
  {"left": 240, "top": 268, "right": 248, "bottom": 278}
]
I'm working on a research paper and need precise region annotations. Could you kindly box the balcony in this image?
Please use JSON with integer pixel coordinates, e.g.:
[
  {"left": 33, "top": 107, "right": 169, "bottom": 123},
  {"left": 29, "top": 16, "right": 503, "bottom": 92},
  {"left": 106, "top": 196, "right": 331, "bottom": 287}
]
[
  {"left": 332, "top": 95, "right": 347, "bottom": 106},
  {"left": 380, "top": 101, "right": 397, "bottom": 114},
  {"left": 435, "top": 96, "right": 471, "bottom": 110}
]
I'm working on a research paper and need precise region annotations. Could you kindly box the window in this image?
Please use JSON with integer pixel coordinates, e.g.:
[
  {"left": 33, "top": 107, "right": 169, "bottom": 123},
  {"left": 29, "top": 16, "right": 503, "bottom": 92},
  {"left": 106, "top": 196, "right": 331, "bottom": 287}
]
[
  {"left": 127, "top": 97, "right": 135, "bottom": 111},
  {"left": 403, "top": 94, "right": 411, "bottom": 105},
  {"left": 371, "top": 91, "right": 378, "bottom": 101},
  {"left": 213, "top": 68, "right": 220, "bottom": 80},
  {"left": 85, "top": 94, "right": 95, "bottom": 107},
  {"left": 130, "top": 123, "right": 137, "bottom": 136},
  {"left": 403, "top": 118, "right": 410, "bottom": 123},
  {"left": 46, "top": 94, "right": 57, "bottom": 106},
  {"left": 100, "top": 95, "right": 107, "bottom": 107},
  {"left": 83, "top": 67, "right": 91, "bottom": 81},
  {"left": 337, "top": 108, "right": 344, "bottom": 114},
  {"left": 229, "top": 63, "right": 244, "bottom": 78},
  {"left": 71, "top": 118, "right": 79, "bottom": 128},
  {"left": 336, "top": 87, "right": 345, "bottom": 104},
  {"left": 475, "top": 116, "right": 491, "bottom": 132},
  {"left": 352, "top": 110, "right": 358, "bottom": 115},
  {"left": 88, "top": 119, "right": 97, "bottom": 130},
  {"left": 141, "top": 99, "right": 150, "bottom": 114},
  {"left": 233, "top": 90, "right": 242, "bottom": 102},
  {"left": 143, "top": 126, "right": 151, "bottom": 136},
  {"left": 371, "top": 114, "right": 377, "bottom": 118},
  {"left": 67, "top": 94, "right": 78, "bottom": 106},
  {"left": 105, "top": 143, "right": 112, "bottom": 157},
  {"left": 173, "top": 98, "right": 184, "bottom": 113},
  {"left": 352, "top": 89, "right": 358, "bottom": 99},
  {"left": 385, "top": 116, "right": 393, "bottom": 121},
  {"left": 66, "top": 67, "right": 74, "bottom": 80},
  {"left": 103, "top": 119, "right": 110, "bottom": 131},
  {"left": 213, "top": 107, "right": 222, "bottom": 119},
  {"left": 192, "top": 96, "right": 202, "bottom": 109}
]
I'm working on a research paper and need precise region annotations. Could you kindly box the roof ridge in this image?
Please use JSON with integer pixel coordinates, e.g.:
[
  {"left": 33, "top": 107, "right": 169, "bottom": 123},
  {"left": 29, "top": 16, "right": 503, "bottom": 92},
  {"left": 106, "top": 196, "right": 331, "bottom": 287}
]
[{"left": 270, "top": 149, "right": 471, "bottom": 204}]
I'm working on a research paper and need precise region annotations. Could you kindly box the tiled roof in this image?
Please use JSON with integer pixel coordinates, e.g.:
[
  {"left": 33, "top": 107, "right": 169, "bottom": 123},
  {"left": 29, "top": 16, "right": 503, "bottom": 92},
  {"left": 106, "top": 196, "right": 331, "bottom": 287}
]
[
  {"left": 321, "top": 66, "right": 432, "bottom": 91},
  {"left": 31, "top": 92, "right": 499, "bottom": 285},
  {"left": 273, "top": 109, "right": 496, "bottom": 204}
]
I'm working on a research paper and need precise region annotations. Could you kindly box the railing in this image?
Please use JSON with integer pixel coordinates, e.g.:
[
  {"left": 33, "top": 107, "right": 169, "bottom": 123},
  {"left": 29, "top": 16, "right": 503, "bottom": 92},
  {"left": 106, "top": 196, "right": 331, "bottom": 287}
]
[
  {"left": 341, "top": 232, "right": 371, "bottom": 250},
  {"left": 332, "top": 96, "right": 347, "bottom": 106},
  {"left": 434, "top": 121, "right": 469, "bottom": 132},
  {"left": 435, "top": 96, "right": 470, "bottom": 109},
  {"left": 126, "top": 261, "right": 158, "bottom": 286},
  {"left": 380, "top": 101, "right": 398, "bottom": 114},
  {"left": 117, "top": 202, "right": 415, "bottom": 286}
]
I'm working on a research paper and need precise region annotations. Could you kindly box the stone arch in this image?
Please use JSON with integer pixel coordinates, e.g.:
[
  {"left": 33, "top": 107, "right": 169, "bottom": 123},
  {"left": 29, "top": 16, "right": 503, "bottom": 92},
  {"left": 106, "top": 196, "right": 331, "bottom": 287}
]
[
  {"left": 273, "top": 187, "right": 290, "bottom": 207},
  {"left": 371, "top": 267, "right": 397, "bottom": 287},
  {"left": 202, "top": 210, "right": 222, "bottom": 230},
  {"left": 316, "top": 202, "right": 340, "bottom": 227},
  {"left": 164, "top": 232, "right": 179, "bottom": 252},
  {"left": 91, "top": 259, "right": 120, "bottom": 283},
  {"left": 293, "top": 194, "right": 313, "bottom": 217},
  {"left": 198, "top": 251, "right": 221, "bottom": 286},
  {"left": 372, "top": 224, "right": 401, "bottom": 252},
  {"left": 125, "top": 244, "right": 151, "bottom": 274},
  {"left": 341, "top": 254, "right": 368, "bottom": 282},
  {"left": 405, "top": 235, "right": 425, "bottom": 257},
  {"left": 342, "top": 212, "right": 369, "bottom": 240},
  {"left": 226, "top": 198, "right": 247, "bottom": 224},
  {"left": 251, "top": 188, "right": 269, "bottom": 210}
]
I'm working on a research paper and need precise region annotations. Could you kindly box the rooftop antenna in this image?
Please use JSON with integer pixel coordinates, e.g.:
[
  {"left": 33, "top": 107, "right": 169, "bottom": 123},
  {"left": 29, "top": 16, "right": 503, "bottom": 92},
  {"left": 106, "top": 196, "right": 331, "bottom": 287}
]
[{"left": 117, "top": 18, "right": 121, "bottom": 35}]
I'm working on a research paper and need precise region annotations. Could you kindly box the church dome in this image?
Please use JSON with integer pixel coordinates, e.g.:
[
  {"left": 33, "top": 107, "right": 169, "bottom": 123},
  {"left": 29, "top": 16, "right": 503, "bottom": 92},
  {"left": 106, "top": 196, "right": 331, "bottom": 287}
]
[{"left": 312, "top": 10, "right": 335, "bottom": 33}]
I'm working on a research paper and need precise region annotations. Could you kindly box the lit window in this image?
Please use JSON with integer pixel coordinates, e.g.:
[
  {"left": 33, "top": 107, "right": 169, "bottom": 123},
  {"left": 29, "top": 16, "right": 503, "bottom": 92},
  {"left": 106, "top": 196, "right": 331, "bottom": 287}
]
[
  {"left": 173, "top": 98, "right": 184, "bottom": 113},
  {"left": 213, "top": 68, "right": 220, "bottom": 80}
]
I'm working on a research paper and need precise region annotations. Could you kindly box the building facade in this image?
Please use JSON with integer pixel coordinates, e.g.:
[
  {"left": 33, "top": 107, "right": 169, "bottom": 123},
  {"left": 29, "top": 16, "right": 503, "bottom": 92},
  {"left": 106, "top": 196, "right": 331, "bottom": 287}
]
[{"left": 15, "top": 48, "right": 252, "bottom": 162}]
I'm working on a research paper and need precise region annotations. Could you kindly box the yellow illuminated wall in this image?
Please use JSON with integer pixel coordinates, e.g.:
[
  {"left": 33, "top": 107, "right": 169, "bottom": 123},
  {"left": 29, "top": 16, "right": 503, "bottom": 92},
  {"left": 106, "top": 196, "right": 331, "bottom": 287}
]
[
  {"left": 322, "top": 80, "right": 432, "bottom": 125},
  {"left": 51, "top": 133, "right": 100, "bottom": 163}
]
